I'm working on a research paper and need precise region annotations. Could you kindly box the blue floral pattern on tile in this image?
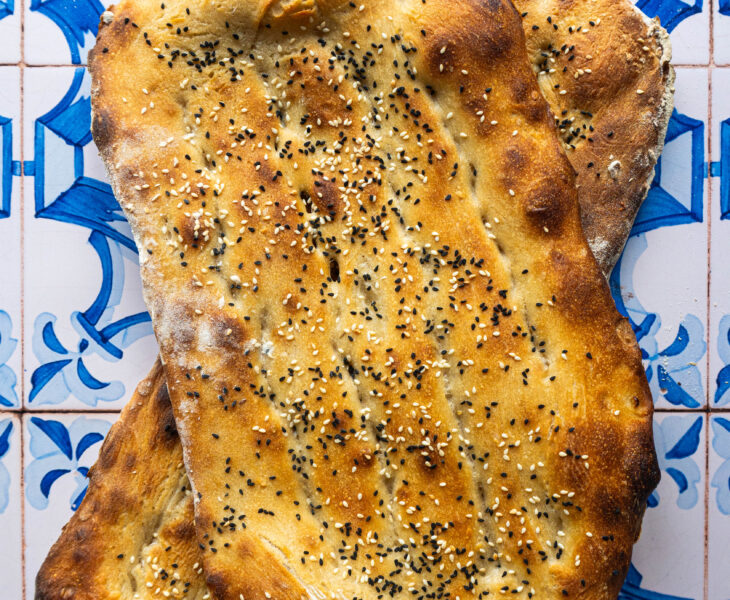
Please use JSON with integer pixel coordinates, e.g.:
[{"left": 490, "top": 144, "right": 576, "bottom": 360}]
[
  {"left": 636, "top": 0, "right": 702, "bottom": 33},
  {"left": 0, "top": 419, "right": 13, "bottom": 514},
  {"left": 31, "top": 312, "right": 121, "bottom": 407},
  {"left": 25, "top": 415, "right": 110, "bottom": 511},
  {"left": 29, "top": 0, "right": 104, "bottom": 64},
  {"left": 0, "top": 107, "right": 13, "bottom": 219},
  {"left": 27, "top": 67, "right": 153, "bottom": 407},
  {"left": 28, "top": 239, "right": 152, "bottom": 407},
  {"left": 720, "top": 118, "right": 730, "bottom": 220},
  {"left": 649, "top": 415, "right": 703, "bottom": 510},
  {"left": 611, "top": 236, "right": 706, "bottom": 408},
  {"left": 711, "top": 417, "right": 730, "bottom": 515},
  {"left": 0, "top": 0, "right": 13, "bottom": 22},
  {"left": 0, "top": 310, "right": 18, "bottom": 408},
  {"left": 619, "top": 564, "right": 693, "bottom": 600},
  {"left": 715, "top": 315, "right": 730, "bottom": 406},
  {"left": 31, "top": 68, "right": 131, "bottom": 250},
  {"left": 720, "top": 0, "right": 730, "bottom": 16}
]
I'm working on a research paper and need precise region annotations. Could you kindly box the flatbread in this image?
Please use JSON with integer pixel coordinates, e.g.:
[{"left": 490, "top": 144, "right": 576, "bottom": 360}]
[{"left": 39, "top": 1, "right": 664, "bottom": 598}]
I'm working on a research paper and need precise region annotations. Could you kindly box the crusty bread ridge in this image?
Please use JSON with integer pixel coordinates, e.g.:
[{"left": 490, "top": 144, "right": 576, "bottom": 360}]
[
  {"left": 516, "top": 0, "right": 674, "bottom": 270},
  {"left": 39, "top": 1, "right": 664, "bottom": 599}
]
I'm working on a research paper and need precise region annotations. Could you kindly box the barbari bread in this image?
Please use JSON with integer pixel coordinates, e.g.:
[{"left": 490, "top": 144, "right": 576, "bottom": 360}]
[{"left": 38, "top": 0, "right": 666, "bottom": 598}]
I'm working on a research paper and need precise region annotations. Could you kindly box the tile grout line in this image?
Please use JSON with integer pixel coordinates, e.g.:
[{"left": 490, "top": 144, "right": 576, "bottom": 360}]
[
  {"left": 18, "top": 0, "right": 26, "bottom": 597},
  {"left": 705, "top": 2, "right": 716, "bottom": 598}
]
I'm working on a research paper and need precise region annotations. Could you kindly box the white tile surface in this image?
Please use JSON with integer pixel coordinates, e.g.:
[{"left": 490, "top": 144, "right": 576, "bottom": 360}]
[
  {"left": 0, "top": 414, "right": 23, "bottom": 600},
  {"left": 632, "top": 413, "right": 706, "bottom": 599},
  {"left": 22, "top": 412, "right": 116, "bottom": 599},
  {"left": 667, "top": 2, "right": 710, "bottom": 64},
  {"left": 0, "top": 2, "right": 21, "bottom": 64}
]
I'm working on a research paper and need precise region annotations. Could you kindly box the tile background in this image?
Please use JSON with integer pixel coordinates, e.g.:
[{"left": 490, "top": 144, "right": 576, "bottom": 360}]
[{"left": 0, "top": 0, "right": 727, "bottom": 599}]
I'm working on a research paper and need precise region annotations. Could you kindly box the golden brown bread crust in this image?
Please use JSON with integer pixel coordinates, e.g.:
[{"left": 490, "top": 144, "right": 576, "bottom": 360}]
[
  {"left": 515, "top": 0, "right": 674, "bottom": 272},
  {"left": 35, "top": 361, "right": 206, "bottom": 600},
  {"left": 40, "top": 1, "right": 662, "bottom": 598}
]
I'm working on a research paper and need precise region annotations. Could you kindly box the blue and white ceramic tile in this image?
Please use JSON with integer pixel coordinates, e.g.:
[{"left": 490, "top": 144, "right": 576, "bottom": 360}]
[
  {"left": 0, "top": 66, "right": 21, "bottom": 411},
  {"left": 23, "top": 66, "right": 158, "bottom": 410},
  {"left": 714, "top": 0, "right": 730, "bottom": 65},
  {"left": 636, "top": 0, "right": 710, "bottom": 64},
  {"left": 628, "top": 413, "right": 706, "bottom": 599},
  {"left": 22, "top": 412, "right": 114, "bottom": 599},
  {"left": 611, "top": 67, "right": 709, "bottom": 410},
  {"left": 3, "top": 0, "right": 722, "bottom": 598},
  {"left": 0, "top": 415, "right": 23, "bottom": 600},
  {"left": 24, "top": 0, "right": 113, "bottom": 65},
  {"left": 710, "top": 68, "right": 730, "bottom": 408},
  {"left": 708, "top": 416, "right": 730, "bottom": 600},
  {"left": 0, "top": 0, "right": 21, "bottom": 64}
]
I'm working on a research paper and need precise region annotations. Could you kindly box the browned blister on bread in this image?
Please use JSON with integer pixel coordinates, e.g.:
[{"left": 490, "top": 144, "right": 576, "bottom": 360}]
[{"left": 40, "top": 1, "right": 664, "bottom": 599}]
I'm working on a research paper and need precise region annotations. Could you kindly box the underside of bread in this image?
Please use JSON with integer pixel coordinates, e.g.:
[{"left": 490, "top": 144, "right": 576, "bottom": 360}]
[{"left": 38, "top": 1, "right": 665, "bottom": 599}]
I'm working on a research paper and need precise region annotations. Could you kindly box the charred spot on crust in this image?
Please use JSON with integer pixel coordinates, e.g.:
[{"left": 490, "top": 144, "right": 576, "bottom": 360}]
[
  {"left": 523, "top": 182, "right": 568, "bottom": 232},
  {"left": 178, "top": 214, "right": 200, "bottom": 246},
  {"left": 624, "top": 419, "right": 662, "bottom": 513},
  {"left": 423, "top": 0, "right": 519, "bottom": 79},
  {"left": 549, "top": 249, "right": 607, "bottom": 321},
  {"left": 91, "top": 108, "right": 116, "bottom": 151},
  {"left": 510, "top": 82, "right": 547, "bottom": 123},
  {"left": 205, "top": 570, "right": 230, "bottom": 599},
  {"left": 153, "top": 382, "right": 179, "bottom": 446},
  {"left": 124, "top": 451, "right": 137, "bottom": 471},
  {"left": 503, "top": 144, "right": 527, "bottom": 174},
  {"left": 168, "top": 517, "right": 197, "bottom": 543},
  {"left": 499, "top": 143, "right": 527, "bottom": 192},
  {"left": 312, "top": 178, "right": 342, "bottom": 218},
  {"left": 211, "top": 314, "right": 249, "bottom": 350},
  {"left": 357, "top": 446, "right": 375, "bottom": 467},
  {"left": 95, "top": 419, "right": 125, "bottom": 473}
]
